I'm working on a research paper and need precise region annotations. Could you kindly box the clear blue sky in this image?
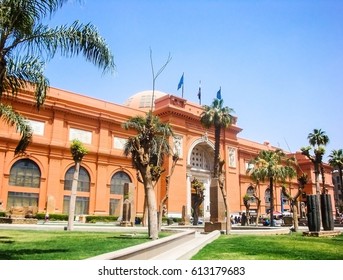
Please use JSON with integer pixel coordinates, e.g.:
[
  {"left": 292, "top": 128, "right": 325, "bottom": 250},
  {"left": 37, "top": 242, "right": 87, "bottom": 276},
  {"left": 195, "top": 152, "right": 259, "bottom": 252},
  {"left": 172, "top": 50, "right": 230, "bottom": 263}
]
[{"left": 43, "top": 0, "right": 343, "bottom": 160}]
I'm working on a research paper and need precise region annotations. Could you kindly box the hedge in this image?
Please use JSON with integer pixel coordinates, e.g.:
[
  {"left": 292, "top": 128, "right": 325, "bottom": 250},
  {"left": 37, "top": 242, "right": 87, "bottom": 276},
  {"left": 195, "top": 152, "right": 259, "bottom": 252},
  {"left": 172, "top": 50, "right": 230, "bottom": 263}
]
[
  {"left": 85, "top": 215, "right": 119, "bottom": 223},
  {"left": 36, "top": 213, "right": 69, "bottom": 221}
]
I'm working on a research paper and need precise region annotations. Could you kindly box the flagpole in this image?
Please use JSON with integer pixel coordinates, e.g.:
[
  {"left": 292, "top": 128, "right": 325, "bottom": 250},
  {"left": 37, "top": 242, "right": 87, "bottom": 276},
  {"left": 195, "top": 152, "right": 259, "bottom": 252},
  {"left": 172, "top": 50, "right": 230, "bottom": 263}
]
[
  {"left": 182, "top": 72, "right": 184, "bottom": 98},
  {"left": 198, "top": 80, "right": 201, "bottom": 105},
  {"left": 177, "top": 72, "right": 184, "bottom": 98}
]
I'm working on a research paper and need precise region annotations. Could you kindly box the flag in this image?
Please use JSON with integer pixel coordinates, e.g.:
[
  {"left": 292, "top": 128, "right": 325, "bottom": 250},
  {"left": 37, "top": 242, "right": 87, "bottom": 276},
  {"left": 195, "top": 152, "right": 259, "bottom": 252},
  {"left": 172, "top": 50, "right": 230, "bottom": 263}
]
[
  {"left": 216, "top": 87, "right": 222, "bottom": 99},
  {"left": 197, "top": 81, "right": 201, "bottom": 100},
  {"left": 177, "top": 73, "right": 184, "bottom": 90}
]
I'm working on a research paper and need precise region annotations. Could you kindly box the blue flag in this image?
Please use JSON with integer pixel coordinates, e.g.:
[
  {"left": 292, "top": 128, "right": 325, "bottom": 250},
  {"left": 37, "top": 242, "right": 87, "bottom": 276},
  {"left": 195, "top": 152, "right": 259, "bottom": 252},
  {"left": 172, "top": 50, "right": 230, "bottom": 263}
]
[
  {"left": 216, "top": 87, "right": 222, "bottom": 99},
  {"left": 177, "top": 73, "right": 184, "bottom": 90}
]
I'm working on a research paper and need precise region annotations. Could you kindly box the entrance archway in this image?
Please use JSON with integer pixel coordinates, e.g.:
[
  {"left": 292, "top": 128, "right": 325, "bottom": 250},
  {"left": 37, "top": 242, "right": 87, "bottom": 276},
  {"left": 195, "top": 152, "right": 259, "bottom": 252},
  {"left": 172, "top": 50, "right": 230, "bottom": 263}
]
[{"left": 186, "top": 138, "right": 214, "bottom": 223}]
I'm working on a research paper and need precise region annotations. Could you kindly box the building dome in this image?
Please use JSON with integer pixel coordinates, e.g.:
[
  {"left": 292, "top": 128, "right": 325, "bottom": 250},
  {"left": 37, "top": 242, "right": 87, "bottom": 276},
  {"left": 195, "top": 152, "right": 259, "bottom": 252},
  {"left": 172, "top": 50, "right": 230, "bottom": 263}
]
[{"left": 124, "top": 90, "right": 167, "bottom": 111}]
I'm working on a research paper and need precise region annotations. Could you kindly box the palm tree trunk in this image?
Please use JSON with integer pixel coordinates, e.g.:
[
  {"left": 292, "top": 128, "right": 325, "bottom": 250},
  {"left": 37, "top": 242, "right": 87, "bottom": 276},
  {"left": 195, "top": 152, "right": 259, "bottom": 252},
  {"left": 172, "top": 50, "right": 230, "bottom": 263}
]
[
  {"left": 220, "top": 186, "right": 231, "bottom": 234},
  {"left": 292, "top": 201, "right": 299, "bottom": 232},
  {"left": 314, "top": 162, "right": 323, "bottom": 230},
  {"left": 339, "top": 167, "right": 343, "bottom": 194},
  {"left": 255, "top": 197, "right": 261, "bottom": 226},
  {"left": 0, "top": 59, "right": 6, "bottom": 94},
  {"left": 269, "top": 177, "right": 274, "bottom": 227},
  {"left": 213, "top": 126, "right": 221, "bottom": 178},
  {"left": 145, "top": 178, "right": 158, "bottom": 240},
  {"left": 314, "top": 162, "right": 321, "bottom": 194},
  {"left": 67, "top": 161, "right": 80, "bottom": 231}
]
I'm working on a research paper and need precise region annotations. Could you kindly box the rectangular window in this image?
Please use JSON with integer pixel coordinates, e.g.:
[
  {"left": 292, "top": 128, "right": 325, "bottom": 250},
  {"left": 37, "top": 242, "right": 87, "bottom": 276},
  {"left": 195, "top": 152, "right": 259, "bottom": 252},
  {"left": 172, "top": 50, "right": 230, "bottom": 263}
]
[
  {"left": 69, "top": 128, "right": 92, "bottom": 144},
  {"left": 113, "top": 137, "right": 126, "bottom": 150},
  {"left": 7, "top": 192, "right": 39, "bottom": 209},
  {"left": 63, "top": 196, "right": 89, "bottom": 215},
  {"left": 28, "top": 120, "right": 45, "bottom": 136},
  {"left": 109, "top": 198, "right": 121, "bottom": 216}
]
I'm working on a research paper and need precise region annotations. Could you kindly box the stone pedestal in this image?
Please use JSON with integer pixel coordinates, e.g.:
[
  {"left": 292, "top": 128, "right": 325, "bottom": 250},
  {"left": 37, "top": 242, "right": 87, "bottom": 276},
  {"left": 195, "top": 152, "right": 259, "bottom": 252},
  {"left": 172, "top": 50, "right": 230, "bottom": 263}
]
[
  {"left": 209, "top": 178, "right": 225, "bottom": 222},
  {"left": 204, "top": 221, "right": 226, "bottom": 232},
  {"left": 303, "top": 230, "right": 341, "bottom": 237},
  {"left": 120, "top": 183, "right": 135, "bottom": 227},
  {"left": 180, "top": 205, "right": 190, "bottom": 225},
  {"left": 120, "top": 199, "right": 132, "bottom": 227},
  {"left": 205, "top": 178, "right": 226, "bottom": 232},
  {"left": 0, "top": 217, "right": 38, "bottom": 224}
]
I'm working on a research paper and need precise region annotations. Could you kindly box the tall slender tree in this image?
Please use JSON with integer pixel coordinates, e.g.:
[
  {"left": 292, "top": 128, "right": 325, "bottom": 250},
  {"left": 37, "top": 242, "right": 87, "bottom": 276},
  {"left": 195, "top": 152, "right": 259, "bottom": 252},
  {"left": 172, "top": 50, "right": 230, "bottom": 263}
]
[
  {"left": 329, "top": 149, "right": 343, "bottom": 193},
  {"left": 200, "top": 98, "right": 234, "bottom": 234},
  {"left": 200, "top": 98, "right": 234, "bottom": 178},
  {"left": 247, "top": 149, "right": 296, "bottom": 227},
  {"left": 67, "top": 139, "right": 88, "bottom": 231},
  {"left": 301, "top": 129, "right": 329, "bottom": 194},
  {"left": 123, "top": 112, "right": 174, "bottom": 240},
  {"left": 0, "top": 0, "right": 115, "bottom": 154}
]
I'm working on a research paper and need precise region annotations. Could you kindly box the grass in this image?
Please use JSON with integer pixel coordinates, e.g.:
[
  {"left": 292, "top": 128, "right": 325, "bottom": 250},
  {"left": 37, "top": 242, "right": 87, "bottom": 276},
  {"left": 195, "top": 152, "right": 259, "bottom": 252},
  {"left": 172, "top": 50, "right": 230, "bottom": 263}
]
[
  {"left": 0, "top": 229, "right": 168, "bottom": 260},
  {"left": 192, "top": 232, "right": 343, "bottom": 260},
  {"left": 2, "top": 229, "right": 342, "bottom": 260}
]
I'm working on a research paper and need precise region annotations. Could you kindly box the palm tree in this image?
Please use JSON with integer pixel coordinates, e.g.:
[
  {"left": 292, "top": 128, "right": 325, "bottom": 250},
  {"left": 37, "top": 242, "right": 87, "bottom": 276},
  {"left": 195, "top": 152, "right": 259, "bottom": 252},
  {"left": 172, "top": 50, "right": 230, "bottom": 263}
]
[
  {"left": 0, "top": 0, "right": 115, "bottom": 154},
  {"left": 200, "top": 98, "right": 234, "bottom": 178},
  {"left": 301, "top": 129, "right": 329, "bottom": 194},
  {"left": 247, "top": 149, "right": 296, "bottom": 227},
  {"left": 200, "top": 98, "right": 234, "bottom": 234},
  {"left": 328, "top": 149, "right": 343, "bottom": 193},
  {"left": 67, "top": 139, "right": 88, "bottom": 231},
  {"left": 123, "top": 112, "right": 174, "bottom": 240}
]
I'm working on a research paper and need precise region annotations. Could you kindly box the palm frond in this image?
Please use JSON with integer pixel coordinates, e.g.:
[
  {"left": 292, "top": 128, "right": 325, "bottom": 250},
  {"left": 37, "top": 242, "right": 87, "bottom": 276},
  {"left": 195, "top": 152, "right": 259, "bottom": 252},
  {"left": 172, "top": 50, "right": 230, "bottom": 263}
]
[
  {"left": 0, "top": 103, "right": 32, "bottom": 154},
  {"left": 24, "top": 21, "right": 115, "bottom": 73},
  {"left": 2, "top": 55, "right": 48, "bottom": 108}
]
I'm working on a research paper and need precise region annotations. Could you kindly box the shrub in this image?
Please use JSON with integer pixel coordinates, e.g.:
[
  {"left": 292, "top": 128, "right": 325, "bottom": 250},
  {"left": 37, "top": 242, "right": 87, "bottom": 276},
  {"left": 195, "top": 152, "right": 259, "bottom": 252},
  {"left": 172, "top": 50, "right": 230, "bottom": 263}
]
[
  {"left": 36, "top": 213, "right": 69, "bottom": 221},
  {"left": 0, "top": 212, "right": 6, "bottom": 217},
  {"left": 85, "top": 215, "right": 118, "bottom": 223}
]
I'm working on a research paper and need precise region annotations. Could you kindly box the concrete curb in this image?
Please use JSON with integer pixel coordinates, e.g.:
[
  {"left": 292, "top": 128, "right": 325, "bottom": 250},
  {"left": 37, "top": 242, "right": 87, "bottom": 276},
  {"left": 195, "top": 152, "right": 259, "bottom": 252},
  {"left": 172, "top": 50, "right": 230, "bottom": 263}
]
[
  {"left": 86, "top": 229, "right": 197, "bottom": 260},
  {"left": 150, "top": 230, "right": 221, "bottom": 260}
]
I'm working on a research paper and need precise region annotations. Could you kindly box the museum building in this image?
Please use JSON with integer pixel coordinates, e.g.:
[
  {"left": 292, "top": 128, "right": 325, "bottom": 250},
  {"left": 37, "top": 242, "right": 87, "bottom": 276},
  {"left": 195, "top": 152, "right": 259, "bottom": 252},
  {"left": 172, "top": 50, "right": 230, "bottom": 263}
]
[{"left": 0, "top": 86, "right": 335, "bottom": 220}]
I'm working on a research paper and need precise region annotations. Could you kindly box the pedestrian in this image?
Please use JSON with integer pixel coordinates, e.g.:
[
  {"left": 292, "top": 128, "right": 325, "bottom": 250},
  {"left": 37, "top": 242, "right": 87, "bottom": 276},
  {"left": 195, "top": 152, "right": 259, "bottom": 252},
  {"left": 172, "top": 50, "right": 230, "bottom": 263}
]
[{"left": 45, "top": 212, "right": 49, "bottom": 223}]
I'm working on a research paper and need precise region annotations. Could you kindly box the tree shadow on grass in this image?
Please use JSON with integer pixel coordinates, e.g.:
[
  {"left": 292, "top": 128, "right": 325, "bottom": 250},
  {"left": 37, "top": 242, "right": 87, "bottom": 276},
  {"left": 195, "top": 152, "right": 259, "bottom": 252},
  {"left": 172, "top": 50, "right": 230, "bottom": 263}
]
[
  {"left": 0, "top": 236, "right": 14, "bottom": 244},
  {"left": 107, "top": 235, "right": 149, "bottom": 240},
  {"left": 0, "top": 248, "right": 70, "bottom": 260}
]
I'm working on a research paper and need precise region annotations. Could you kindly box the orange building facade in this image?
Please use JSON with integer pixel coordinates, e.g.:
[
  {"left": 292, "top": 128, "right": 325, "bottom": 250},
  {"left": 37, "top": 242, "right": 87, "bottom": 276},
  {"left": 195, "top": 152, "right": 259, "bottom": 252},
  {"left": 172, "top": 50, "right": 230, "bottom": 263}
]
[{"left": 0, "top": 87, "right": 335, "bottom": 220}]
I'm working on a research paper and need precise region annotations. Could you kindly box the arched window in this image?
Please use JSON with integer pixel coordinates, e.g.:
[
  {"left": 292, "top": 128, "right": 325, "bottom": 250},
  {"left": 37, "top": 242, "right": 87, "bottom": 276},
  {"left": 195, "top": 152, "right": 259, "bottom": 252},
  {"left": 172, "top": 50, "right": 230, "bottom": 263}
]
[
  {"left": 9, "top": 159, "right": 41, "bottom": 188},
  {"left": 246, "top": 185, "right": 256, "bottom": 203},
  {"left": 190, "top": 146, "right": 211, "bottom": 170},
  {"left": 110, "top": 171, "right": 131, "bottom": 195},
  {"left": 64, "top": 166, "right": 90, "bottom": 192}
]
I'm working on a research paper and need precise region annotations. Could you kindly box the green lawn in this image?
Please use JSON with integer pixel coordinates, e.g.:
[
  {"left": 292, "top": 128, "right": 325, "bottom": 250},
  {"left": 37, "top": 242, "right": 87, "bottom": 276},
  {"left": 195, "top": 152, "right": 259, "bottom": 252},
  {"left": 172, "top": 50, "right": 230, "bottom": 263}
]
[
  {"left": 0, "top": 229, "right": 165, "bottom": 260},
  {"left": 2, "top": 229, "right": 342, "bottom": 260},
  {"left": 192, "top": 232, "right": 343, "bottom": 260}
]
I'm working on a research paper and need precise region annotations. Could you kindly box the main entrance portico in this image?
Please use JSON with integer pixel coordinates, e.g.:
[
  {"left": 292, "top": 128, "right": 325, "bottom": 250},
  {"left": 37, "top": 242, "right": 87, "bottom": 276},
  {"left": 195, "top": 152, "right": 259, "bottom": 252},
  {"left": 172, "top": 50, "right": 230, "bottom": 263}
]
[{"left": 186, "top": 137, "right": 214, "bottom": 223}]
